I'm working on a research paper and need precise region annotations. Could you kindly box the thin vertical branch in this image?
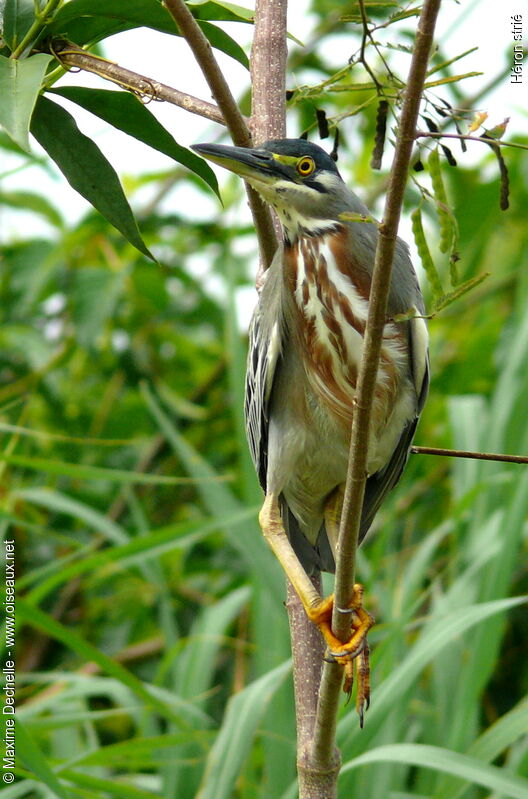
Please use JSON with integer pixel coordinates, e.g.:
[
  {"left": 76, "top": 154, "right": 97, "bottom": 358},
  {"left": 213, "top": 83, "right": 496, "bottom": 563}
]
[
  {"left": 250, "top": 0, "right": 288, "bottom": 283},
  {"left": 250, "top": 0, "right": 288, "bottom": 143},
  {"left": 308, "top": 0, "right": 444, "bottom": 784},
  {"left": 251, "top": 1, "right": 335, "bottom": 794},
  {"left": 163, "top": 0, "right": 277, "bottom": 267}
]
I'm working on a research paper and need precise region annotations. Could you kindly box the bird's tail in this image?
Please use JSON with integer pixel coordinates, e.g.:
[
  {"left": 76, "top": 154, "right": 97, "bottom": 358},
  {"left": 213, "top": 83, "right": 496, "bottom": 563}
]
[{"left": 280, "top": 496, "right": 336, "bottom": 575}]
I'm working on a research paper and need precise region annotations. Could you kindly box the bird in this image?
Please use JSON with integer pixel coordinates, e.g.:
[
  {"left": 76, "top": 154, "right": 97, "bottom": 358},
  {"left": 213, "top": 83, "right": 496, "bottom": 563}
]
[{"left": 192, "top": 138, "right": 429, "bottom": 720}]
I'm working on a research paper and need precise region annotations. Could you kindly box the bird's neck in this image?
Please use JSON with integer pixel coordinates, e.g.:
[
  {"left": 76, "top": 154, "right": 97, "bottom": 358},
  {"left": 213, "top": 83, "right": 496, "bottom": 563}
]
[
  {"left": 278, "top": 211, "right": 342, "bottom": 245},
  {"left": 283, "top": 228, "right": 372, "bottom": 313}
]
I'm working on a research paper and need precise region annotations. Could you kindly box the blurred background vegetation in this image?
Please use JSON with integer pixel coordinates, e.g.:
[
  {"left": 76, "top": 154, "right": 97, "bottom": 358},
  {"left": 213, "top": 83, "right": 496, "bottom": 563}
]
[{"left": 2, "top": 0, "right": 528, "bottom": 797}]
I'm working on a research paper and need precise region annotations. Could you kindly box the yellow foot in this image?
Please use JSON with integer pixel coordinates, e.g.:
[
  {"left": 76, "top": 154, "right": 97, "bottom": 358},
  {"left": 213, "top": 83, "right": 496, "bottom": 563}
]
[{"left": 307, "top": 584, "right": 374, "bottom": 726}]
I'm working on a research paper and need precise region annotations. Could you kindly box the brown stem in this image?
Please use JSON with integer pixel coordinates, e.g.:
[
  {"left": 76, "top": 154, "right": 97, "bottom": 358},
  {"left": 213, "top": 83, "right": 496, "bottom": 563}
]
[
  {"left": 51, "top": 40, "right": 226, "bottom": 124},
  {"left": 249, "top": 0, "right": 287, "bottom": 283},
  {"left": 163, "top": 0, "right": 277, "bottom": 268},
  {"left": 250, "top": 2, "right": 332, "bottom": 795},
  {"left": 311, "top": 0, "right": 443, "bottom": 771},
  {"left": 415, "top": 130, "right": 527, "bottom": 151},
  {"left": 164, "top": 0, "right": 251, "bottom": 145},
  {"left": 292, "top": 592, "right": 341, "bottom": 799},
  {"left": 412, "top": 446, "right": 528, "bottom": 464},
  {"left": 250, "top": 0, "right": 288, "bottom": 143},
  {"left": 286, "top": 577, "right": 326, "bottom": 748}
]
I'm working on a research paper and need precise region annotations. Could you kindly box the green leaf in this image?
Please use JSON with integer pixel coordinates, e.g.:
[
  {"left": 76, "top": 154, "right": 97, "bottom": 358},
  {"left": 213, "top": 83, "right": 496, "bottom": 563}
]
[
  {"left": 189, "top": 0, "right": 302, "bottom": 46},
  {"left": 197, "top": 661, "right": 291, "bottom": 799},
  {"left": 16, "top": 720, "right": 71, "bottom": 799},
  {"left": 50, "top": 86, "right": 220, "bottom": 196},
  {"left": 62, "top": 732, "right": 195, "bottom": 768},
  {"left": 0, "top": 452, "right": 230, "bottom": 484},
  {"left": 19, "top": 508, "right": 255, "bottom": 600},
  {"left": 0, "top": 53, "right": 52, "bottom": 151},
  {"left": 17, "top": 598, "right": 204, "bottom": 729},
  {"left": 71, "top": 266, "right": 124, "bottom": 346},
  {"left": 188, "top": 0, "right": 255, "bottom": 22},
  {"left": 0, "top": 189, "right": 63, "bottom": 227},
  {"left": 56, "top": 770, "right": 166, "bottom": 799},
  {"left": 2, "top": 0, "right": 35, "bottom": 51},
  {"left": 141, "top": 382, "right": 284, "bottom": 600},
  {"left": 48, "top": 0, "right": 249, "bottom": 68},
  {"left": 197, "top": 19, "right": 249, "bottom": 68},
  {"left": 175, "top": 586, "right": 251, "bottom": 701},
  {"left": 341, "top": 743, "right": 528, "bottom": 799},
  {"left": 435, "top": 700, "right": 528, "bottom": 799},
  {"left": 30, "top": 95, "right": 154, "bottom": 260},
  {"left": 16, "top": 486, "right": 129, "bottom": 545},
  {"left": 338, "top": 596, "right": 528, "bottom": 743}
]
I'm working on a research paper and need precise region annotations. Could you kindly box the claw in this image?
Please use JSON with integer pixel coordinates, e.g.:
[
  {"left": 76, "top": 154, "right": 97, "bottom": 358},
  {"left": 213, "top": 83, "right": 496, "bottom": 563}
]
[{"left": 306, "top": 584, "right": 374, "bottom": 726}]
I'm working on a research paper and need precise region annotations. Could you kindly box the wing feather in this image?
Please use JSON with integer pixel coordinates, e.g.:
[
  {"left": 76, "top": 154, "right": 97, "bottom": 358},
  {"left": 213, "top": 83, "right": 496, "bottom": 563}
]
[
  {"left": 244, "top": 249, "right": 284, "bottom": 489},
  {"left": 360, "top": 312, "right": 430, "bottom": 540}
]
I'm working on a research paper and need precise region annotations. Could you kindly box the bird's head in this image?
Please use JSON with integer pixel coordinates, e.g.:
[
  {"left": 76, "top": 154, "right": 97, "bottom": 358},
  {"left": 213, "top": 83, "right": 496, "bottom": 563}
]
[{"left": 192, "top": 139, "right": 351, "bottom": 240}]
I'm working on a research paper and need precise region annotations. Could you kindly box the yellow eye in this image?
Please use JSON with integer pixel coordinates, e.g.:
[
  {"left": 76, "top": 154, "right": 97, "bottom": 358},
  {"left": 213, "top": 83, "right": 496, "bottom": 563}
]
[{"left": 296, "top": 156, "right": 315, "bottom": 176}]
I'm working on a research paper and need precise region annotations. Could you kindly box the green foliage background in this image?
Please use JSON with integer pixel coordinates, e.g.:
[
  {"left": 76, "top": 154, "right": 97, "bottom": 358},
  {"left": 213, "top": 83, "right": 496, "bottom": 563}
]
[{"left": 1, "top": 1, "right": 527, "bottom": 797}]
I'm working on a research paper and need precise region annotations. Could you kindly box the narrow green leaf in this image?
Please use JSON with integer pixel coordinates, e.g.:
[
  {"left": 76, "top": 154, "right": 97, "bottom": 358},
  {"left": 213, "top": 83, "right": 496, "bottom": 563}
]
[
  {"left": 189, "top": 0, "right": 255, "bottom": 22},
  {"left": 17, "top": 598, "right": 199, "bottom": 729},
  {"left": 427, "top": 46, "right": 479, "bottom": 77},
  {"left": 424, "top": 71, "right": 482, "bottom": 88},
  {"left": 49, "top": 0, "right": 249, "bottom": 67},
  {"left": 141, "top": 382, "right": 283, "bottom": 599},
  {"left": 338, "top": 596, "right": 528, "bottom": 743},
  {"left": 435, "top": 701, "right": 528, "bottom": 799},
  {"left": 0, "top": 189, "right": 64, "bottom": 228},
  {"left": 20, "top": 509, "right": 254, "bottom": 603},
  {"left": 15, "top": 720, "right": 72, "bottom": 799},
  {"left": 433, "top": 272, "right": 490, "bottom": 313},
  {"left": 50, "top": 86, "right": 219, "bottom": 196},
  {"left": 341, "top": 743, "right": 528, "bottom": 799},
  {"left": 62, "top": 732, "right": 196, "bottom": 768},
  {"left": 175, "top": 586, "right": 251, "bottom": 700},
  {"left": 198, "top": 19, "right": 249, "bottom": 67},
  {"left": 0, "top": 451, "right": 226, "bottom": 484},
  {"left": 30, "top": 95, "right": 154, "bottom": 260},
  {"left": 16, "top": 486, "right": 129, "bottom": 545},
  {"left": 57, "top": 768, "right": 171, "bottom": 798},
  {"left": 0, "top": 53, "right": 52, "bottom": 151},
  {"left": 197, "top": 661, "right": 291, "bottom": 799}
]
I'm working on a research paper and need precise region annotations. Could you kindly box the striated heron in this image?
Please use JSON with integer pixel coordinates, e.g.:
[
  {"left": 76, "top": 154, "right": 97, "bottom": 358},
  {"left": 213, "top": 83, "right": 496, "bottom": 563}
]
[{"left": 192, "top": 138, "right": 429, "bottom": 720}]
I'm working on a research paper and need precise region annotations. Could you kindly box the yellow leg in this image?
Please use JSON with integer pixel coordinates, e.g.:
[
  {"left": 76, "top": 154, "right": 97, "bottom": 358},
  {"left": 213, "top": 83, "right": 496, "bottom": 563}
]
[
  {"left": 259, "top": 493, "right": 322, "bottom": 612},
  {"left": 259, "top": 492, "right": 374, "bottom": 723},
  {"left": 323, "top": 485, "right": 344, "bottom": 559}
]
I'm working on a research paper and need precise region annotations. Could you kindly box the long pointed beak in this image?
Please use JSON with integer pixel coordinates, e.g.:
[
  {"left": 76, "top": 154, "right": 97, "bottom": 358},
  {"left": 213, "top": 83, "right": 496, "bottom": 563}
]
[{"left": 191, "top": 142, "right": 286, "bottom": 184}]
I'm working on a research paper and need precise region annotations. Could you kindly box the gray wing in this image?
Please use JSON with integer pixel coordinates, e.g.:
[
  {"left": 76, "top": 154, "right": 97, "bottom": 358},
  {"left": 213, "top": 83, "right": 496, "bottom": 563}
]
[
  {"left": 244, "top": 252, "right": 284, "bottom": 489},
  {"left": 359, "top": 313, "right": 430, "bottom": 541}
]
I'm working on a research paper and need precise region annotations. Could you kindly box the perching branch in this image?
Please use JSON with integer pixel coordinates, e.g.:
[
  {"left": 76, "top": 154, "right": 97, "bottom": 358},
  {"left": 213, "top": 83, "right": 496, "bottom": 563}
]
[
  {"left": 251, "top": 5, "right": 336, "bottom": 796},
  {"left": 163, "top": 0, "right": 278, "bottom": 269},
  {"left": 412, "top": 446, "right": 528, "bottom": 464},
  {"left": 51, "top": 40, "right": 226, "bottom": 124},
  {"left": 309, "top": 0, "right": 443, "bottom": 777}
]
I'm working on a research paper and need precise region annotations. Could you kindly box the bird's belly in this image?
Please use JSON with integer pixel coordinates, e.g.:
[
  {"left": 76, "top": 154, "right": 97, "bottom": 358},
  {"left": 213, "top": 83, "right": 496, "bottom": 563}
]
[
  {"left": 290, "top": 233, "right": 414, "bottom": 472},
  {"left": 269, "top": 394, "right": 350, "bottom": 543},
  {"left": 270, "top": 234, "right": 417, "bottom": 542}
]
